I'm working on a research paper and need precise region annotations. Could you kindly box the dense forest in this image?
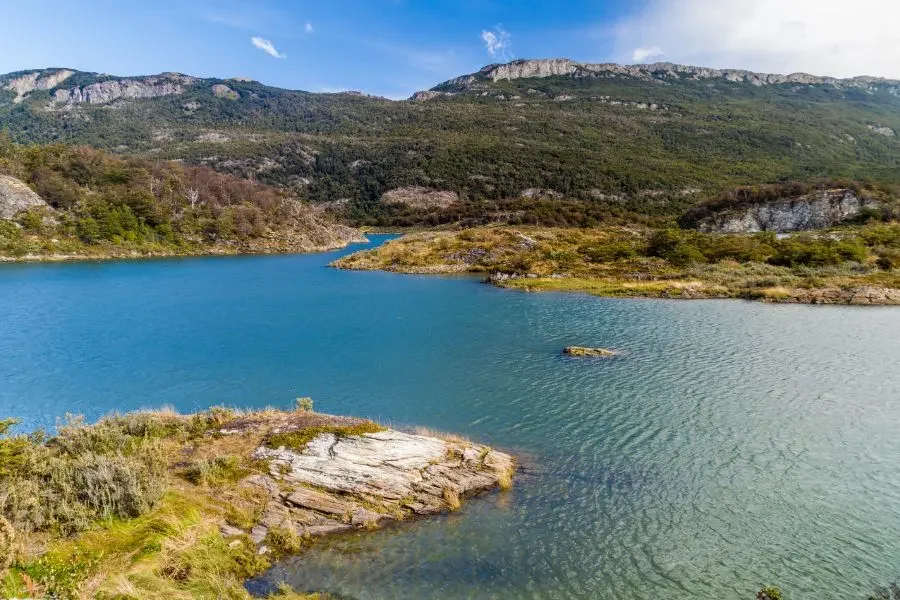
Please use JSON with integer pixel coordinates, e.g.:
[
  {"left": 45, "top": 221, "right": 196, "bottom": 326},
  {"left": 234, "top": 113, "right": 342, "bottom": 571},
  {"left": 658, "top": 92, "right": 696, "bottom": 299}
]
[{"left": 1, "top": 62, "right": 898, "bottom": 227}]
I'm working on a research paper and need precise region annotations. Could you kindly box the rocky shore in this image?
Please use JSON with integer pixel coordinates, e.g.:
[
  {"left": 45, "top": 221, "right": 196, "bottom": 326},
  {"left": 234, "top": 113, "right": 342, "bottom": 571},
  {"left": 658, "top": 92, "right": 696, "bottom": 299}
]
[
  {"left": 0, "top": 407, "right": 514, "bottom": 599},
  {"left": 218, "top": 412, "right": 514, "bottom": 553}
]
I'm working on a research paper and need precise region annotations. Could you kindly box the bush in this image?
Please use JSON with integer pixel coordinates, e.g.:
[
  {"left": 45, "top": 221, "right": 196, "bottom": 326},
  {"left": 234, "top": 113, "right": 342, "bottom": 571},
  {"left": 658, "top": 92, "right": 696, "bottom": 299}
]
[
  {"left": 647, "top": 229, "right": 705, "bottom": 266},
  {"left": 757, "top": 586, "right": 783, "bottom": 600},
  {"left": 183, "top": 456, "right": 249, "bottom": 487},
  {"left": 769, "top": 235, "right": 868, "bottom": 267}
]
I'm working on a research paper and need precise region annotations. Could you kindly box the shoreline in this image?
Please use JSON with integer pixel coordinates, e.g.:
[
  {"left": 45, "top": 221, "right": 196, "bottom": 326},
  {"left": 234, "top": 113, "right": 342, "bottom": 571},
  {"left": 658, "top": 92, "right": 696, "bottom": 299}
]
[
  {"left": 0, "top": 407, "right": 515, "bottom": 599},
  {"left": 0, "top": 236, "right": 371, "bottom": 266},
  {"left": 331, "top": 228, "right": 900, "bottom": 307}
]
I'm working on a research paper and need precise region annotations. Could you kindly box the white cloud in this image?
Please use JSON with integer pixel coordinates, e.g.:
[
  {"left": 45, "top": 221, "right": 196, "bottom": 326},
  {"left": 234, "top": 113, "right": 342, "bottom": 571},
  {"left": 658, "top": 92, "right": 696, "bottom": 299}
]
[
  {"left": 632, "top": 46, "right": 663, "bottom": 62},
  {"left": 251, "top": 36, "right": 286, "bottom": 59},
  {"left": 481, "top": 26, "right": 511, "bottom": 59},
  {"left": 613, "top": 0, "right": 900, "bottom": 78},
  {"left": 305, "top": 22, "right": 314, "bottom": 34}
]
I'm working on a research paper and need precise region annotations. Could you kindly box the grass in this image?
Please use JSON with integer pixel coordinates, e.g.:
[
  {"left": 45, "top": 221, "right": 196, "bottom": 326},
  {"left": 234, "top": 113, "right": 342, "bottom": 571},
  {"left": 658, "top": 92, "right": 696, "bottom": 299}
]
[
  {"left": 0, "top": 406, "right": 387, "bottom": 599},
  {"left": 333, "top": 225, "right": 900, "bottom": 304},
  {"left": 266, "top": 422, "right": 386, "bottom": 452}
]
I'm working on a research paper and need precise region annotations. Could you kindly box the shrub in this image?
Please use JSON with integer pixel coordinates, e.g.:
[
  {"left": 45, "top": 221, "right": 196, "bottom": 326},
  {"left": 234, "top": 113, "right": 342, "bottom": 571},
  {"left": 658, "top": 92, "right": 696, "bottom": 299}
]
[
  {"left": 757, "top": 586, "right": 783, "bottom": 600},
  {"left": 264, "top": 526, "right": 303, "bottom": 555},
  {"left": 267, "top": 422, "right": 386, "bottom": 452},
  {"left": 183, "top": 456, "right": 249, "bottom": 487},
  {"left": 294, "top": 397, "right": 314, "bottom": 413},
  {"left": 647, "top": 229, "right": 705, "bottom": 266}
]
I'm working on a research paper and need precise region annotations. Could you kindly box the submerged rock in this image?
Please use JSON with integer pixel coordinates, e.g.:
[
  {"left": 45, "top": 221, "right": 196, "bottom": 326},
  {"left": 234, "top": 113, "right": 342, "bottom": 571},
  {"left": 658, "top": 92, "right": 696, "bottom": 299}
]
[{"left": 564, "top": 346, "right": 616, "bottom": 357}]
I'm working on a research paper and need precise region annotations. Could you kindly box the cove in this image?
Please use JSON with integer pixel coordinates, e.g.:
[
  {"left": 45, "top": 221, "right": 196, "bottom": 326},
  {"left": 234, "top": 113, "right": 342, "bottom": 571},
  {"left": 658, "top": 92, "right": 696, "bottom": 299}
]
[{"left": 3, "top": 235, "right": 900, "bottom": 599}]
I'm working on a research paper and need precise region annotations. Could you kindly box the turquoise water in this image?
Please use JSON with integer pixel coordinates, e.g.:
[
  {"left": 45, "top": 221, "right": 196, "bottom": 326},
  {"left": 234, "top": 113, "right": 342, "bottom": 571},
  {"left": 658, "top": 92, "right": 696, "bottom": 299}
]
[{"left": 3, "top": 236, "right": 900, "bottom": 599}]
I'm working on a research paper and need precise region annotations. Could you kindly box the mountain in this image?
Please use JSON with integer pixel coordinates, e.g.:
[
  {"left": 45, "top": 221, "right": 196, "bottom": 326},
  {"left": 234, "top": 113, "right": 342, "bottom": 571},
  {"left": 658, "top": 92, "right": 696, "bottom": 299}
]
[{"left": 1, "top": 60, "right": 898, "bottom": 227}]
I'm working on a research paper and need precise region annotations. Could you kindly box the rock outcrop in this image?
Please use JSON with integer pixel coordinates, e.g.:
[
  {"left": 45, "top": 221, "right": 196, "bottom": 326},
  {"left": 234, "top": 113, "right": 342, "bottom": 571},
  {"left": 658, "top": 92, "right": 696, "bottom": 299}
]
[
  {"left": 769, "top": 286, "right": 900, "bottom": 305},
  {"left": 3, "top": 70, "right": 74, "bottom": 103},
  {"left": 215, "top": 423, "right": 515, "bottom": 547},
  {"left": 381, "top": 187, "right": 459, "bottom": 210},
  {"left": 0, "top": 175, "right": 50, "bottom": 219},
  {"left": 696, "top": 189, "right": 875, "bottom": 233},
  {"left": 564, "top": 346, "right": 616, "bottom": 357},
  {"left": 212, "top": 84, "right": 239, "bottom": 100},
  {"left": 51, "top": 73, "right": 196, "bottom": 106},
  {"left": 428, "top": 58, "right": 900, "bottom": 96}
]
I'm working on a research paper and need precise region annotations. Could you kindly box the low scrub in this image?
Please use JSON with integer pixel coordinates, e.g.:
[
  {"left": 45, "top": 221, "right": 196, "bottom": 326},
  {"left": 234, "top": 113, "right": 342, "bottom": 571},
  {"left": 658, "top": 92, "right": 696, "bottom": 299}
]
[{"left": 335, "top": 225, "right": 900, "bottom": 302}]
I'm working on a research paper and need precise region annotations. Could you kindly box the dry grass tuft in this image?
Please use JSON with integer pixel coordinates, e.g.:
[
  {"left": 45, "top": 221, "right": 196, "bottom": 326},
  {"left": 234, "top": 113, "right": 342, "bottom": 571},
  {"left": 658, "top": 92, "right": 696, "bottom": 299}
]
[{"left": 442, "top": 487, "right": 461, "bottom": 511}]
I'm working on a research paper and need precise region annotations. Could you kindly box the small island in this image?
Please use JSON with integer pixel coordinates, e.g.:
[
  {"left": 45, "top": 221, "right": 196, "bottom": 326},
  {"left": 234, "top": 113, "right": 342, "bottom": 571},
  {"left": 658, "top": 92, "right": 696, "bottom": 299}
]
[
  {"left": 563, "top": 346, "right": 616, "bottom": 357},
  {"left": 0, "top": 406, "right": 514, "bottom": 599}
]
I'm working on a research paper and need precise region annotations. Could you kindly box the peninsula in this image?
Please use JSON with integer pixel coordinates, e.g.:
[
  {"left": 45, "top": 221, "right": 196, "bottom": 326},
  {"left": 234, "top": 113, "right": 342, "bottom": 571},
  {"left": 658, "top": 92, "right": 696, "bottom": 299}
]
[{"left": 0, "top": 406, "right": 514, "bottom": 599}]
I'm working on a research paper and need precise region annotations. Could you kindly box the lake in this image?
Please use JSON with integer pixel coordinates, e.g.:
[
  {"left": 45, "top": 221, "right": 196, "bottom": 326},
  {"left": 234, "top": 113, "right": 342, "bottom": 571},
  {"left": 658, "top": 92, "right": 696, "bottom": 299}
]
[{"left": 2, "top": 235, "right": 900, "bottom": 599}]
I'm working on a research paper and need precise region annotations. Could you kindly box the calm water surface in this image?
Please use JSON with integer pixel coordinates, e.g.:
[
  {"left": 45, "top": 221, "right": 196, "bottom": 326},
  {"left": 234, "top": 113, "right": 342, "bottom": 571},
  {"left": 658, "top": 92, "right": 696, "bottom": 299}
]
[{"left": 2, "top": 236, "right": 900, "bottom": 599}]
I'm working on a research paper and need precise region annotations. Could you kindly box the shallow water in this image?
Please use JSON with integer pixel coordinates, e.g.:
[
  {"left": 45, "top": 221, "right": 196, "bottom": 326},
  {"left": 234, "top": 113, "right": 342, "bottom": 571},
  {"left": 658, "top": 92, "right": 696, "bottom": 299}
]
[{"left": 3, "top": 236, "right": 900, "bottom": 599}]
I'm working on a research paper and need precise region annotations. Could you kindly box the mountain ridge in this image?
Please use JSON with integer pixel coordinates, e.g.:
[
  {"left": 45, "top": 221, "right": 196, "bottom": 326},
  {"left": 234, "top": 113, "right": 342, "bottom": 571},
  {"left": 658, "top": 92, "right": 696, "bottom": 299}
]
[
  {"left": 1, "top": 59, "right": 898, "bottom": 228},
  {"left": 424, "top": 58, "right": 900, "bottom": 98},
  {"left": 4, "top": 58, "right": 900, "bottom": 107}
]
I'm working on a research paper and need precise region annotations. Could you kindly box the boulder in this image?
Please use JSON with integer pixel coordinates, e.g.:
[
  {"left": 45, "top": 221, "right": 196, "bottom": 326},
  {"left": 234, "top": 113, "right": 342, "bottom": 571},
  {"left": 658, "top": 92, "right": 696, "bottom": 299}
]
[
  {"left": 564, "top": 346, "right": 616, "bottom": 357},
  {"left": 0, "top": 176, "right": 50, "bottom": 220}
]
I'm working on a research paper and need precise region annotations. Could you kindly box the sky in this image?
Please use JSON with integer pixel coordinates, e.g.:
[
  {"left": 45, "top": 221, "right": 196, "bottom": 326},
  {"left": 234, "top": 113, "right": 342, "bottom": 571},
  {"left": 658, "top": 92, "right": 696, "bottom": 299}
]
[{"left": 1, "top": 0, "right": 899, "bottom": 99}]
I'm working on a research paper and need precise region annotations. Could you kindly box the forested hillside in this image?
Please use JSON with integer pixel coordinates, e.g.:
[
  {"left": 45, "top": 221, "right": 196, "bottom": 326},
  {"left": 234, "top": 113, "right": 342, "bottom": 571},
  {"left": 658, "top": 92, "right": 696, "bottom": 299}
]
[
  {"left": 0, "top": 137, "right": 361, "bottom": 259},
  {"left": 1, "top": 60, "right": 898, "bottom": 226}
]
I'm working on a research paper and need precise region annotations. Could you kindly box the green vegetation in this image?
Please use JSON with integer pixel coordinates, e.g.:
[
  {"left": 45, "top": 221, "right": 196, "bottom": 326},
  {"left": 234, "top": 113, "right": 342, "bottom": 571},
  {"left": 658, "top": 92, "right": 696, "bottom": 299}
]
[
  {"left": 0, "top": 405, "right": 382, "bottom": 599},
  {"left": 267, "top": 422, "right": 386, "bottom": 452},
  {"left": 0, "top": 137, "right": 355, "bottom": 260},
  {"left": 757, "top": 586, "right": 784, "bottom": 600},
  {"left": 1, "top": 66, "right": 898, "bottom": 227},
  {"left": 334, "top": 225, "right": 900, "bottom": 303}
]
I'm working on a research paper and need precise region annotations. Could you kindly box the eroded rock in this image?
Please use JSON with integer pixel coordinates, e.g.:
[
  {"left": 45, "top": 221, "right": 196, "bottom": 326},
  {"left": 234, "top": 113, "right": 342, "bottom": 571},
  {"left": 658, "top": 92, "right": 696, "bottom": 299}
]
[
  {"left": 225, "top": 427, "right": 514, "bottom": 549},
  {"left": 564, "top": 346, "right": 616, "bottom": 357},
  {"left": 0, "top": 176, "right": 51, "bottom": 220}
]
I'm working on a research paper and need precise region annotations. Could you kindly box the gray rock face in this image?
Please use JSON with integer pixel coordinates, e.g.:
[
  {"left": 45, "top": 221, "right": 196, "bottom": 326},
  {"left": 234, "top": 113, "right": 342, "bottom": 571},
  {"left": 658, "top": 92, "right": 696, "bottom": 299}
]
[
  {"left": 52, "top": 74, "right": 196, "bottom": 106},
  {"left": 429, "top": 58, "right": 900, "bottom": 96},
  {"left": 211, "top": 84, "right": 239, "bottom": 100},
  {"left": 697, "top": 189, "right": 874, "bottom": 233},
  {"left": 3, "top": 70, "right": 74, "bottom": 103},
  {"left": 0, "top": 176, "right": 50, "bottom": 219},
  {"left": 381, "top": 187, "right": 458, "bottom": 209},
  {"left": 218, "top": 417, "right": 514, "bottom": 552}
]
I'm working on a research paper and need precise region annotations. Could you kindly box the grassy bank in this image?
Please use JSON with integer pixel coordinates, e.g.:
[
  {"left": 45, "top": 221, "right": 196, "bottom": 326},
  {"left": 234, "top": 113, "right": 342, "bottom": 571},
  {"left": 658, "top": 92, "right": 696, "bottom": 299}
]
[
  {"left": 0, "top": 407, "right": 379, "bottom": 599},
  {"left": 0, "top": 405, "right": 516, "bottom": 600},
  {"left": 332, "top": 226, "right": 900, "bottom": 304}
]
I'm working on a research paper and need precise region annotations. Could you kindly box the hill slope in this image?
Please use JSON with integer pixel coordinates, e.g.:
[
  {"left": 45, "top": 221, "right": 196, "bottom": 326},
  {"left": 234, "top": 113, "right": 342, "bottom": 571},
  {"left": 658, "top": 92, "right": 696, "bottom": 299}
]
[
  {"left": 1, "top": 60, "right": 898, "bottom": 226},
  {"left": 0, "top": 139, "right": 363, "bottom": 260}
]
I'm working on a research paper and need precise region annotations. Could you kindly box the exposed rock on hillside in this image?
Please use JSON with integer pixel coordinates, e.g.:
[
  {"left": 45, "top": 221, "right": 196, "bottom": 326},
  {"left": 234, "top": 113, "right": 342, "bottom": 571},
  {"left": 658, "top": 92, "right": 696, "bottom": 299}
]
[
  {"left": 0, "top": 175, "right": 50, "bottom": 219},
  {"left": 696, "top": 189, "right": 875, "bottom": 233},
  {"left": 51, "top": 73, "right": 196, "bottom": 106},
  {"left": 212, "top": 84, "right": 239, "bottom": 100},
  {"left": 430, "top": 58, "right": 900, "bottom": 95},
  {"left": 382, "top": 187, "right": 459, "bottom": 209},
  {"left": 3, "top": 69, "right": 74, "bottom": 103}
]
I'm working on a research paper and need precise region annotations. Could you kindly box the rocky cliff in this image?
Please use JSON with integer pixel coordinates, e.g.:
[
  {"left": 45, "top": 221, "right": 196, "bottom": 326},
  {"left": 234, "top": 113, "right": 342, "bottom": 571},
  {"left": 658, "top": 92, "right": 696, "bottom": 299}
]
[
  {"left": 0, "top": 175, "right": 50, "bottom": 219},
  {"left": 2, "top": 69, "right": 196, "bottom": 107},
  {"left": 696, "top": 189, "right": 875, "bottom": 233},
  {"left": 52, "top": 73, "right": 196, "bottom": 106},
  {"left": 430, "top": 58, "right": 900, "bottom": 96}
]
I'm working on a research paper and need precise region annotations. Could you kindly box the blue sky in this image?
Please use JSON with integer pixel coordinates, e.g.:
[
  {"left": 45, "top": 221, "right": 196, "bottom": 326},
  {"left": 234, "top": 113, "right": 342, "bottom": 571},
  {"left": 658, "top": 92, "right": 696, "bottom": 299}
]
[{"left": 2, "top": 0, "right": 898, "bottom": 99}]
